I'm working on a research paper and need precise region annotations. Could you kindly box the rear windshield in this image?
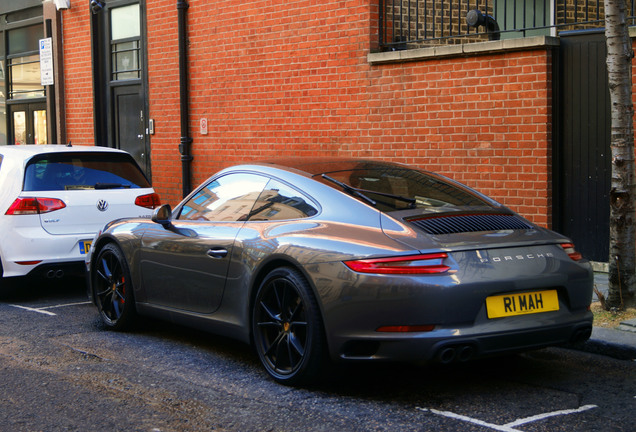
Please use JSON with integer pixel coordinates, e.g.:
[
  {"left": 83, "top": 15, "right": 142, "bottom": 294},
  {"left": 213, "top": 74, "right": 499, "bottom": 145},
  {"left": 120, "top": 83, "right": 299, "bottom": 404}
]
[
  {"left": 316, "top": 165, "right": 491, "bottom": 212},
  {"left": 23, "top": 152, "right": 150, "bottom": 191}
]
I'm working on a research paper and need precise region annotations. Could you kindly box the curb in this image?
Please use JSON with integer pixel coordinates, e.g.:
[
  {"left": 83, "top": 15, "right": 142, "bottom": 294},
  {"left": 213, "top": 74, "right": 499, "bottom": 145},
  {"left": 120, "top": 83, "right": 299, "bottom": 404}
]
[
  {"left": 617, "top": 318, "right": 636, "bottom": 333},
  {"left": 575, "top": 327, "right": 636, "bottom": 361}
]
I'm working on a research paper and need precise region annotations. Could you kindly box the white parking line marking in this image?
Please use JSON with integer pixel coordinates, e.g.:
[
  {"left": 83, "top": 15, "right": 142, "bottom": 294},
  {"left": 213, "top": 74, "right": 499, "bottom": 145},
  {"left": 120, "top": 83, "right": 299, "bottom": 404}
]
[
  {"left": 9, "top": 305, "right": 57, "bottom": 316},
  {"left": 418, "top": 408, "right": 518, "bottom": 432},
  {"left": 506, "top": 405, "right": 598, "bottom": 427},
  {"left": 9, "top": 301, "right": 91, "bottom": 316},
  {"left": 41, "top": 301, "right": 91, "bottom": 310},
  {"left": 417, "top": 404, "right": 598, "bottom": 431}
]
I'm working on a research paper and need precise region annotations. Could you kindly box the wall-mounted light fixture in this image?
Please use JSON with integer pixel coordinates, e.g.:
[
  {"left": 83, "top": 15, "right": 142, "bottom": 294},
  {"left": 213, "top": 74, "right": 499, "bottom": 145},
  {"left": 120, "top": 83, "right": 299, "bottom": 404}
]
[
  {"left": 90, "top": 0, "right": 105, "bottom": 14},
  {"left": 53, "top": 0, "right": 71, "bottom": 10},
  {"left": 466, "top": 10, "right": 500, "bottom": 41}
]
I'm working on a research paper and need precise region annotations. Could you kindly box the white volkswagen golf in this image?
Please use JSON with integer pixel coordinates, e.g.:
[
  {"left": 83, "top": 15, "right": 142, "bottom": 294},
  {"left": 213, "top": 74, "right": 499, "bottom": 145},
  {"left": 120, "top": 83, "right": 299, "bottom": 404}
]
[{"left": 0, "top": 145, "right": 160, "bottom": 292}]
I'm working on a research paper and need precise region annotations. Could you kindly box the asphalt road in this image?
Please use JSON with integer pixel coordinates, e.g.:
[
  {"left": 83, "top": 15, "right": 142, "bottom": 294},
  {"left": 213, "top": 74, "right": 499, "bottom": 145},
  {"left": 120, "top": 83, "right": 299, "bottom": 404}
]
[{"left": 0, "top": 278, "right": 634, "bottom": 432}]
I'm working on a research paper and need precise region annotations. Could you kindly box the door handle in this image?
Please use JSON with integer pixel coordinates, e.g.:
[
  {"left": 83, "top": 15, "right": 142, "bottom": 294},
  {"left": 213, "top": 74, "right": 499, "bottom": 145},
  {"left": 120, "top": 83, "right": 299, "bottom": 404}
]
[{"left": 207, "top": 248, "right": 228, "bottom": 258}]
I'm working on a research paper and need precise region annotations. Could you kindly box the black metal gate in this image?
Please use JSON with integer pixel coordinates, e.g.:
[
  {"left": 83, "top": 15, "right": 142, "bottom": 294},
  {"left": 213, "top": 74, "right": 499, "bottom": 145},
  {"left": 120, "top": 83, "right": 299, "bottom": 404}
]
[{"left": 554, "top": 31, "right": 611, "bottom": 263}]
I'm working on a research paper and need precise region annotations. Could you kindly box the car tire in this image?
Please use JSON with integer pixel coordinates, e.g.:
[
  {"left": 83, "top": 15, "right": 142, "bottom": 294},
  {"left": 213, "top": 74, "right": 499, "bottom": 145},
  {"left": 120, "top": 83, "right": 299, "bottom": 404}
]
[
  {"left": 92, "top": 243, "right": 136, "bottom": 331},
  {"left": 252, "top": 267, "right": 326, "bottom": 386}
]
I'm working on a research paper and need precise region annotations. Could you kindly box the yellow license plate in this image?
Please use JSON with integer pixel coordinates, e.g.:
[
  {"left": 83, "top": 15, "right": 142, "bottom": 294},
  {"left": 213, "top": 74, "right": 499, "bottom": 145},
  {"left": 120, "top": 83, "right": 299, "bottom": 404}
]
[
  {"left": 486, "top": 290, "right": 559, "bottom": 319},
  {"left": 79, "top": 240, "right": 92, "bottom": 255}
]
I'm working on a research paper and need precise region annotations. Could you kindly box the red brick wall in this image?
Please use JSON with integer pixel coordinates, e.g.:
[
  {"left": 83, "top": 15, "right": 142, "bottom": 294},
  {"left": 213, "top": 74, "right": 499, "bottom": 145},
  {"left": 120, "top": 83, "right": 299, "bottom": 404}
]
[
  {"left": 60, "top": 0, "right": 555, "bottom": 226},
  {"left": 61, "top": 6, "right": 95, "bottom": 147},
  {"left": 158, "top": 1, "right": 554, "bottom": 226},
  {"left": 146, "top": 1, "right": 182, "bottom": 205},
  {"left": 363, "top": 52, "right": 554, "bottom": 227}
]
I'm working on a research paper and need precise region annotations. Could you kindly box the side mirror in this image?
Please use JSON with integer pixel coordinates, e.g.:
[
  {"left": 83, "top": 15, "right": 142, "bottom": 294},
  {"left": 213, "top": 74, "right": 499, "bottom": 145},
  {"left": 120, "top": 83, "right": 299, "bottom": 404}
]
[{"left": 152, "top": 204, "right": 173, "bottom": 227}]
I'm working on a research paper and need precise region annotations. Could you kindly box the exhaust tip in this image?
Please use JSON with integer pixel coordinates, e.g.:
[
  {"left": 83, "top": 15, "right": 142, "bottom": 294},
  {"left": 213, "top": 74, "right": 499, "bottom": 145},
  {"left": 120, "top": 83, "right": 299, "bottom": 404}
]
[
  {"left": 436, "top": 344, "right": 478, "bottom": 364},
  {"left": 437, "top": 347, "right": 456, "bottom": 364},
  {"left": 457, "top": 345, "right": 475, "bottom": 362},
  {"left": 573, "top": 327, "right": 592, "bottom": 343},
  {"left": 45, "top": 269, "right": 65, "bottom": 279}
]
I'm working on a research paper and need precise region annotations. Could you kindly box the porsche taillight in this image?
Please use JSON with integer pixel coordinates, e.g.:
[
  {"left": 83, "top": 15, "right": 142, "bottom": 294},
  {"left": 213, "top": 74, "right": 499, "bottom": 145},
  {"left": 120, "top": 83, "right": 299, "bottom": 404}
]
[
  {"left": 135, "top": 193, "right": 161, "bottom": 209},
  {"left": 560, "top": 243, "right": 583, "bottom": 261},
  {"left": 344, "top": 253, "right": 450, "bottom": 274},
  {"left": 5, "top": 197, "right": 66, "bottom": 215}
]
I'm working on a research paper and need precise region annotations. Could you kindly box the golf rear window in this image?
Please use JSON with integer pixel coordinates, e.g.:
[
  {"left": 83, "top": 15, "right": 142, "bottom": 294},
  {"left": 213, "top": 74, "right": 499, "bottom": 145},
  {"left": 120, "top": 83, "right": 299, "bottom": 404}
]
[{"left": 23, "top": 152, "right": 151, "bottom": 191}]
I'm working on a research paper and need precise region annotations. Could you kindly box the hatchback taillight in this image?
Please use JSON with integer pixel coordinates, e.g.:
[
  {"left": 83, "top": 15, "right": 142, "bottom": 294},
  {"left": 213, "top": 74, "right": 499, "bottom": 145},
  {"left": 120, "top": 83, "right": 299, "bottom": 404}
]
[
  {"left": 5, "top": 197, "right": 66, "bottom": 215},
  {"left": 560, "top": 243, "right": 583, "bottom": 261},
  {"left": 344, "top": 253, "right": 450, "bottom": 274},
  {"left": 135, "top": 193, "right": 161, "bottom": 209}
]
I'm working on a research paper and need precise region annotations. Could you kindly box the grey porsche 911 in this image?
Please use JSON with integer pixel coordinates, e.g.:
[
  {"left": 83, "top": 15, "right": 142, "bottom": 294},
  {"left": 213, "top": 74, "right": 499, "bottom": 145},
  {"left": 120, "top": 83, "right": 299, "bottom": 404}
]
[{"left": 86, "top": 158, "right": 593, "bottom": 385}]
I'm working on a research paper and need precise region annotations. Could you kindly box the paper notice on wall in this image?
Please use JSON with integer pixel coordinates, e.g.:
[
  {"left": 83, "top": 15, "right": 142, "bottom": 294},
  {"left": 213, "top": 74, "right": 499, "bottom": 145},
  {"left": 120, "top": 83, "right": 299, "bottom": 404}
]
[{"left": 39, "top": 38, "right": 54, "bottom": 86}]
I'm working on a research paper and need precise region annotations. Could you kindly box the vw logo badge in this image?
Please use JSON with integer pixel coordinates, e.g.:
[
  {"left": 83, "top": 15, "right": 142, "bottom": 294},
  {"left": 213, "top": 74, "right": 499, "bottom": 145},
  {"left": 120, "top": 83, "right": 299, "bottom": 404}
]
[{"left": 96, "top": 199, "right": 109, "bottom": 212}]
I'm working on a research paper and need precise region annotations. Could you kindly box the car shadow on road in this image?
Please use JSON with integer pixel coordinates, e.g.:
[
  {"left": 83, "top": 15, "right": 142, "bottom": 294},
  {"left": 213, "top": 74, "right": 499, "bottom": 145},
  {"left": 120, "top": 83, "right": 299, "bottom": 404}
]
[
  {"left": 2, "top": 275, "right": 594, "bottom": 401},
  {"left": 90, "top": 307, "right": 573, "bottom": 399},
  {"left": 0, "top": 275, "right": 87, "bottom": 303}
]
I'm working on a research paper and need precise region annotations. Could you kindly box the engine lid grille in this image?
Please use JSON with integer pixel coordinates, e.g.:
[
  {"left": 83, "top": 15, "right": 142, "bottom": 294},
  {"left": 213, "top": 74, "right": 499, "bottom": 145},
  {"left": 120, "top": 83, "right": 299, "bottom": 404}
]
[{"left": 408, "top": 213, "right": 535, "bottom": 235}]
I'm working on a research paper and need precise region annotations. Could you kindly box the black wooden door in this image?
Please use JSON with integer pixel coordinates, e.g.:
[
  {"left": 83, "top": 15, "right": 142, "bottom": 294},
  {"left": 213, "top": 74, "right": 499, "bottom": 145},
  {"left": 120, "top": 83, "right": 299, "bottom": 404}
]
[
  {"left": 555, "top": 31, "right": 611, "bottom": 262},
  {"left": 113, "top": 85, "right": 146, "bottom": 171},
  {"left": 91, "top": 0, "right": 150, "bottom": 176}
]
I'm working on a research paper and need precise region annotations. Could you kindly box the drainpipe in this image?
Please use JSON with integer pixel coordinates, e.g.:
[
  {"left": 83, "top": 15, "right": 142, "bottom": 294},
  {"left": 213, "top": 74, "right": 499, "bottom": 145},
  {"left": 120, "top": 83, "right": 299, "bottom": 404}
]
[{"left": 178, "top": 0, "right": 193, "bottom": 197}]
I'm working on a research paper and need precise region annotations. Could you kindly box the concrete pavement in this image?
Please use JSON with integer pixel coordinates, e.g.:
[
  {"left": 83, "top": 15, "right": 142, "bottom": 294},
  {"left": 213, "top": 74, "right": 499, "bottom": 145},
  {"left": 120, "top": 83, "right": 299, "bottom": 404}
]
[{"left": 579, "top": 272, "right": 636, "bottom": 360}]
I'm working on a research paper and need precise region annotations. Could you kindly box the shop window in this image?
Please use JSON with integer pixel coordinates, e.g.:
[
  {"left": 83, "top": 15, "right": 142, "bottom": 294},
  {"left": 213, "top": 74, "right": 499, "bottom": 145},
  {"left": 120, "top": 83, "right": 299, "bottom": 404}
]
[
  {"left": 0, "top": 31, "right": 6, "bottom": 145},
  {"left": 0, "top": 6, "right": 45, "bottom": 146},
  {"left": 33, "top": 109, "right": 46, "bottom": 144},
  {"left": 12, "top": 111, "right": 25, "bottom": 145},
  {"left": 7, "top": 24, "right": 44, "bottom": 100},
  {"left": 8, "top": 54, "right": 43, "bottom": 99}
]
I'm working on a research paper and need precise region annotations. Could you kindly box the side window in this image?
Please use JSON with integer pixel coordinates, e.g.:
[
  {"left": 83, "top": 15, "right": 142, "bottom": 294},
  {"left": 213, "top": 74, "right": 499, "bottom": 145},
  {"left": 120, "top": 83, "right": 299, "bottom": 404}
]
[
  {"left": 249, "top": 179, "right": 318, "bottom": 221},
  {"left": 178, "top": 173, "right": 268, "bottom": 222}
]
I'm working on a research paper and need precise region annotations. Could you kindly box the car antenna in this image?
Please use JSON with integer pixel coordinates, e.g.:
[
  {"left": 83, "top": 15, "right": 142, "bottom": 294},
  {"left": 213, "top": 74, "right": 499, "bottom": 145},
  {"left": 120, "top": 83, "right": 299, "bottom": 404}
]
[{"left": 67, "top": 141, "right": 72, "bottom": 147}]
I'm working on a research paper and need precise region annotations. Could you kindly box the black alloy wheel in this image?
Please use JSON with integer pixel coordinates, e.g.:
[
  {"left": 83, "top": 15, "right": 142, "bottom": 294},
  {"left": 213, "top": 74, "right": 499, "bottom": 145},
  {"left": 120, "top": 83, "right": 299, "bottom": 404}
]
[
  {"left": 92, "top": 243, "right": 136, "bottom": 330},
  {"left": 252, "top": 267, "right": 325, "bottom": 385}
]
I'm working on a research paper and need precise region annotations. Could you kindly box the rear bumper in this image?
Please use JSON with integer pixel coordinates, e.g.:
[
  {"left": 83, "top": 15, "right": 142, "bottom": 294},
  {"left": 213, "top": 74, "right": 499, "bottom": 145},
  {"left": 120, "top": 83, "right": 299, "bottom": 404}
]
[
  {"left": 0, "top": 224, "right": 93, "bottom": 278},
  {"left": 333, "top": 313, "right": 594, "bottom": 363},
  {"left": 24, "top": 261, "right": 86, "bottom": 280},
  {"left": 309, "top": 257, "right": 594, "bottom": 364}
]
